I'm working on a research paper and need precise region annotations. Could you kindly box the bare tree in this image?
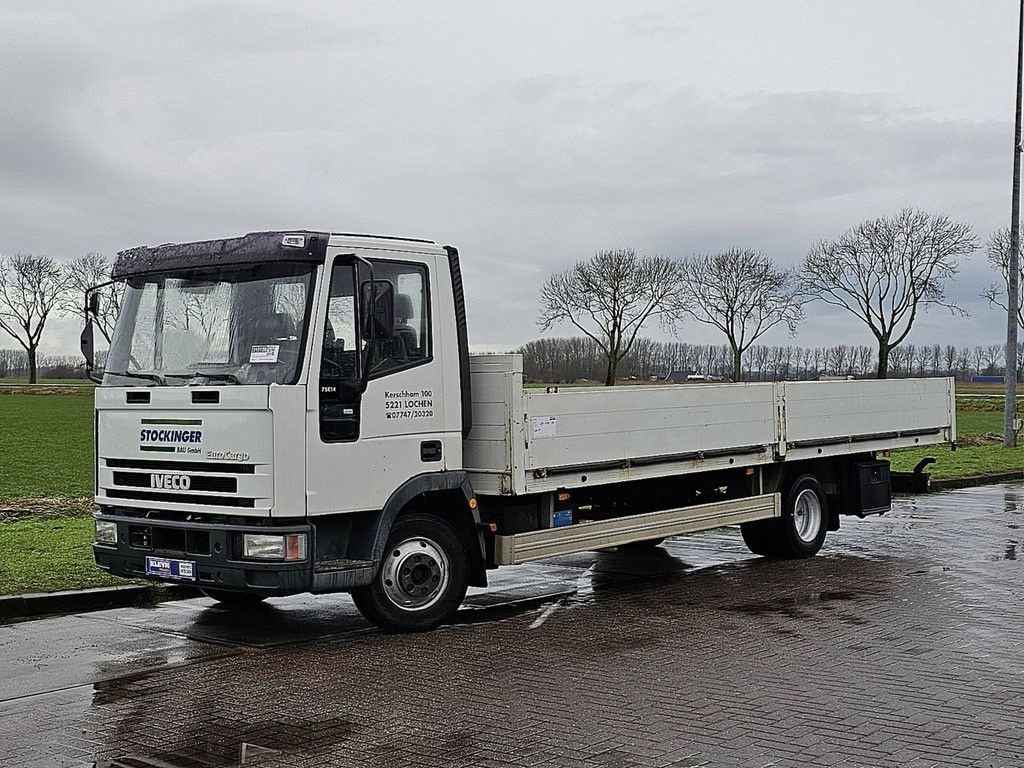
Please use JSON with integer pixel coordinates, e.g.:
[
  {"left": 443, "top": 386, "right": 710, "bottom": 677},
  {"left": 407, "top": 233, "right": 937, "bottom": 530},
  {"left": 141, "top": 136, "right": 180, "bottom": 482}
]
[
  {"left": 973, "top": 346, "right": 986, "bottom": 377},
  {"left": 60, "top": 252, "right": 123, "bottom": 343},
  {"left": 0, "top": 254, "right": 66, "bottom": 383},
  {"left": 857, "top": 345, "right": 874, "bottom": 377},
  {"left": 538, "top": 249, "right": 679, "bottom": 386},
  {"left": 914, "top": 345, "right": 931, "bottom": 377},
  {"left": 944, "top": 344, "right": 957, "bottom": 375},
  {"left": 802, "top": 209, "right": 977, "bottom": 378},
  {"left": 929, "top": 344, "right": 942, "bottom": 376},
  {"left": 982, "top": 226, "right": 1024, "bottom": 330},
  {"left": 956, "top": 346, "right": 971, "bottom": 380},
  {"left": 672, "top": 248, "right": 803, "bottom": 381},
  {"left": 984, "top": 344, "right": 1003, "bottom": 375}
]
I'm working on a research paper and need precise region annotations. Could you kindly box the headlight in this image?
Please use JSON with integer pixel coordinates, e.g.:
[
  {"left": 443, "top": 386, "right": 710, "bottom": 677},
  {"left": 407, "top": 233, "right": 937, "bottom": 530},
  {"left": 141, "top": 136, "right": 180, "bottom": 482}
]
[
  {"left": 242, "top": 533, "right": 306, "bottom": 561},
  {"left": 95, "top": 520, "right": 117, "bottom": 546}
]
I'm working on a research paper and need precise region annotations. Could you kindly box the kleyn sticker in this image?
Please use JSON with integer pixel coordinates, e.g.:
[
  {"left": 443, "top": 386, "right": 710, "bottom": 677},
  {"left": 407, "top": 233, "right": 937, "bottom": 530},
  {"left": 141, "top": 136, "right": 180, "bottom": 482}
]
[
  {"left": 250, "top": 344, "right": 280, "bottom": 364},
  {"left": 139, "top": 418, "right": 203, "bottom": 455}
]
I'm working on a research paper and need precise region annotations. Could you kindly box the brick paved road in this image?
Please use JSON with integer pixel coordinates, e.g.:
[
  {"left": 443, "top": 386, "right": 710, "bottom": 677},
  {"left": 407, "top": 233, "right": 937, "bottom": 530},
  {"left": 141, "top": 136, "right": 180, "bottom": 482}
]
[{"left": 1, "top": 483, "right": 1021, "bottom": 767}]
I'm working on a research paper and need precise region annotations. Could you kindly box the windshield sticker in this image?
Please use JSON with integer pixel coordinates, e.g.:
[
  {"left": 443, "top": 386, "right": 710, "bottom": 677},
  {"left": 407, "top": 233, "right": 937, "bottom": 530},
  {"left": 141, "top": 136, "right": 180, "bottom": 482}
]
[{"left": 250, "top": 344, "right": 280, "bottom": 364}]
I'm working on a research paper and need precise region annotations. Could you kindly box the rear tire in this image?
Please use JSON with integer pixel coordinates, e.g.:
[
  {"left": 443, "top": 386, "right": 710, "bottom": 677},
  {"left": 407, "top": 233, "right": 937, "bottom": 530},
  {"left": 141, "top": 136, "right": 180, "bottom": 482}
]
[
  {"left": 351, "top": 513, "right": 469, "bottom": 632},
  {"left": 201, "top": 589, "right": 267, "bottom": 607},
  {"left": 740, "top": 474, "right": 828, "bottom": 559},
  {"left": 740, "top": 519, "right": 780, "bottom": 557}
]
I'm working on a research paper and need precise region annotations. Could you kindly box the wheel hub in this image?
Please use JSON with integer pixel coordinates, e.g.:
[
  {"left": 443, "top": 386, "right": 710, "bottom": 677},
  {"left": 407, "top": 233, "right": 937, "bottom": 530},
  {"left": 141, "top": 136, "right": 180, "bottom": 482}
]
[
  {"left": 381, "top": 537, "right": 450, "bottom": 610},
  {"left": 793, "top": 488, "right": 823, "bottom": 543}
]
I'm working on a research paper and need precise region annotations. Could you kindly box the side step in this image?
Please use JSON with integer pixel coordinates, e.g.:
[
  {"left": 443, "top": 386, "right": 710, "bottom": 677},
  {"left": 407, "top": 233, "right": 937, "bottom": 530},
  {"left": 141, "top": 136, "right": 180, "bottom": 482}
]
[{"left": 494, "top": 493, "right": 781, "bottom": 565}]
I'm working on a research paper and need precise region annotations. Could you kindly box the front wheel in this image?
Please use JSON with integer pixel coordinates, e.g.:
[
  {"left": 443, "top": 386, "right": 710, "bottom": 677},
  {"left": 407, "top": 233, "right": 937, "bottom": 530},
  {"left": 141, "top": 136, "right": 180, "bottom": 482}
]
[
  {"left": 351, "top": 513, "right": 468, "bottom": 632},
  {"left": 740, "top": 474, "right": 828, "bottom": 559}
]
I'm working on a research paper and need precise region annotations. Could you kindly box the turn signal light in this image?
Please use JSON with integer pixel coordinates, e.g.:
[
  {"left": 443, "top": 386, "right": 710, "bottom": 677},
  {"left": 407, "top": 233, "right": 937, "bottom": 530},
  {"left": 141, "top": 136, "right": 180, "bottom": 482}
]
[{"left": 285, "top": 533, "right": 306, "bottom": 560}]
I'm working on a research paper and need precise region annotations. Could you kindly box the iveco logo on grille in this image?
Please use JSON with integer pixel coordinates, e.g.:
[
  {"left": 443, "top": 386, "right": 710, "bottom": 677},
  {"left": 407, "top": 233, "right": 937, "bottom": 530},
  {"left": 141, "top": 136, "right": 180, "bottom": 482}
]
[{"left": 150, "top": 473, "right": 192, "bottom": 490}]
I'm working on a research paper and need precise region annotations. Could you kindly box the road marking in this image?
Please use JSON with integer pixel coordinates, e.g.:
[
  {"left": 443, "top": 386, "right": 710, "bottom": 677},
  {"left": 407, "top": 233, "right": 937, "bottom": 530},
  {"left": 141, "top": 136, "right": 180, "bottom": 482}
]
[
  {"left": 529, "top": 601, "right": 561, "bottom": 629},
  {"left": 529, "top": 565, "right": 596, "bottom": 629}
]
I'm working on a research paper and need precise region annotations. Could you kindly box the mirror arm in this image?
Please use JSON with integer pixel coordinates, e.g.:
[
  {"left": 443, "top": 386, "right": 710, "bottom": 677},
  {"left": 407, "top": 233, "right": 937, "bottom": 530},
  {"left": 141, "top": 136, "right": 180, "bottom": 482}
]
[{"left": 353, "top": 255, "right": 375, "bottom": 394}]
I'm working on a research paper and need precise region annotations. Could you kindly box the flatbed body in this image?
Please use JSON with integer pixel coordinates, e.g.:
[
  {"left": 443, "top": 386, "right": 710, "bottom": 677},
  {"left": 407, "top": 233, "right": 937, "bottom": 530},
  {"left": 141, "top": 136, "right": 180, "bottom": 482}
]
[{"left": 466, "top": 354, "right": 956, "bottom": 496}]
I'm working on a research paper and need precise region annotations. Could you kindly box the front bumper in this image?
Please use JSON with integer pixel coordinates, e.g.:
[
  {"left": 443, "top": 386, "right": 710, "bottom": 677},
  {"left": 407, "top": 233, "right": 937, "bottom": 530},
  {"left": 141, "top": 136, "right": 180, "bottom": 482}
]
[{"left": 93, "top": 512, "right": 313, "bottom": 595}]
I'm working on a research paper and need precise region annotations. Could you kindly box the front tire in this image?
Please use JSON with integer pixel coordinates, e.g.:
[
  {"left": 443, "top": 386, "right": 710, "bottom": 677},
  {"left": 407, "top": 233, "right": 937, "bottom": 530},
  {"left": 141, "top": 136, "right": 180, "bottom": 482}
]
[
  {"left": 351, "top": 513, "right": 469, "bottom": 632},
  {"left": 740, "top": 474, "right": 828, "bottom": 559}
]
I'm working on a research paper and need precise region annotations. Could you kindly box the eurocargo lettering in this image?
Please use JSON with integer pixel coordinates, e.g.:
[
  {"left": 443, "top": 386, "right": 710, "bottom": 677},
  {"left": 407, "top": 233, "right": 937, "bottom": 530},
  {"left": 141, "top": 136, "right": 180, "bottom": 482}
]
[{"left": 80, "top": 231, "right": 956, "bottom": 631}]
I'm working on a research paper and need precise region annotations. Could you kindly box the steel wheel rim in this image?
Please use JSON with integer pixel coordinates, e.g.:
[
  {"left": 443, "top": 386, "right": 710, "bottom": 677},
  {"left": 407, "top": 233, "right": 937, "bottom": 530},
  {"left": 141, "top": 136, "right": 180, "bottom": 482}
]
[
  {"left": 381, "top": 537, "right": 450, "bottom": 611},
  {"left": 793, "top": 488, "right": 822, "bottom": 543}
]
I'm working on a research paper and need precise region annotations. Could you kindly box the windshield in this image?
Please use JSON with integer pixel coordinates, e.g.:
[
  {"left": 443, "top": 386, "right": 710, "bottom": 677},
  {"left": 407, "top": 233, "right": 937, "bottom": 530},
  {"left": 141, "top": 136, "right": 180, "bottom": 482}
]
[{"left": 103, "top": 262, "right": 315, "bottom": 386}]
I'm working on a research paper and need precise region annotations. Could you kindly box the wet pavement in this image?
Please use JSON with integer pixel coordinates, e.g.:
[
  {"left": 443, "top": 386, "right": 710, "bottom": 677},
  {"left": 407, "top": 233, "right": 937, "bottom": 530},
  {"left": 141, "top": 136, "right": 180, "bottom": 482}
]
[{"left": 1, "top": 482, "right": 1022, "bottom": 767}]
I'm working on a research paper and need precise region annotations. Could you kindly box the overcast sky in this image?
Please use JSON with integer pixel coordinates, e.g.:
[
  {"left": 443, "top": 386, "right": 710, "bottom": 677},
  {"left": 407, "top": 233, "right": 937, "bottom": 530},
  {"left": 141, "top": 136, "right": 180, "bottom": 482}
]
[{"left": 1, "top": 0, "right": 1020, "bottom": 357}]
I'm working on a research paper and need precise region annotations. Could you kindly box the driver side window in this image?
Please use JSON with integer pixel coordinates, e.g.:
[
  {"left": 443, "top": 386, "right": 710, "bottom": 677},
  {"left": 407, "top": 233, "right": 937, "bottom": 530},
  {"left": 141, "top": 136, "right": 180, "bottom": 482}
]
[
  {"left": 319, "top": 264, "right": 360, "bottom": 442},
  {"left": 321, "top": 265, "right": 358, "bottom": 382}
]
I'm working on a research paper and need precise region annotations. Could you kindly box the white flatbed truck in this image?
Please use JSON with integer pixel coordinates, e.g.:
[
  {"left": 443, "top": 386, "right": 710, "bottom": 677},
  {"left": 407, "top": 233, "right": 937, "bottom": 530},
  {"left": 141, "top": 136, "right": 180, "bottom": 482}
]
[{"left": 81, "top": 231, "right": 956, "bottom": 631}]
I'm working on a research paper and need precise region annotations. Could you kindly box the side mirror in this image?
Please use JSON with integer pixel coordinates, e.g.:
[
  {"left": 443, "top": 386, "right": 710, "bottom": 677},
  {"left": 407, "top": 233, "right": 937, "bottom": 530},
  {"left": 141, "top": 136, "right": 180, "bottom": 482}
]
[
  {"left": 80, "top": 320, "right": 102, "bottom": 383},
  {"left": 87, "top": 292, "right": 100, "bottom": 317},
  {"left": 360, "top": 280, "right": 394, "bottom": 341}
]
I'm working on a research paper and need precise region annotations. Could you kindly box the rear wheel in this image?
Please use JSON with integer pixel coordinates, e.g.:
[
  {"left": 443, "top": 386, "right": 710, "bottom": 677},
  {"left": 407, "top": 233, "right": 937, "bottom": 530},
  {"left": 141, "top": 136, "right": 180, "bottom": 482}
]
[
  {"left": 201, "top": 588, "right": 267, "bottom": 607},
  {"left": 351, "top": 513, "right": 468, "bottom": 632},
  {"left": 740, "top": 474, "right": 828, "bottom": 559}
]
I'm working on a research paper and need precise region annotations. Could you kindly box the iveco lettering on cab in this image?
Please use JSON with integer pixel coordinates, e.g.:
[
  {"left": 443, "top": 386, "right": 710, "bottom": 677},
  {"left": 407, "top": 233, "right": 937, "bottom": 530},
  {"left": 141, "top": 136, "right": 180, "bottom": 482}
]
[
  {"left": 150, "top": 474, "right": 192, "bottom": 490},
  {"left": 80, "top": 231, "right": 956, "bottom": 631}
]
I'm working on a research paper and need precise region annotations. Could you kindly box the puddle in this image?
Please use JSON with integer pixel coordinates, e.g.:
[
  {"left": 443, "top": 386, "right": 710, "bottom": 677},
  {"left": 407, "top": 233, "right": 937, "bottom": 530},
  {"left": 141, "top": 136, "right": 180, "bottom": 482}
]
[{"left": 724, "top": 590, "right": 861, "bottom": 617}]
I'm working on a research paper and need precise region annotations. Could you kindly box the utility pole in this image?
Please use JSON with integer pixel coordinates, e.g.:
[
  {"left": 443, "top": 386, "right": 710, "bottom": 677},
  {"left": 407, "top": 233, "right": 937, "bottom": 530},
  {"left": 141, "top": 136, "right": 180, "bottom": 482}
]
[{"left": 1005, "top": 0, "right": 1023, "bottom": 448}]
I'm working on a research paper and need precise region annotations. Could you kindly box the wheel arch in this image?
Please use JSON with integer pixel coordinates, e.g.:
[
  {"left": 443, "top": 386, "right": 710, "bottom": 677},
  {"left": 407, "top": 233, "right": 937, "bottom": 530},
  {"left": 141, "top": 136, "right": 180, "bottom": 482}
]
[{"left": 371, "top": 471, "right": 487, "bottom": 588}]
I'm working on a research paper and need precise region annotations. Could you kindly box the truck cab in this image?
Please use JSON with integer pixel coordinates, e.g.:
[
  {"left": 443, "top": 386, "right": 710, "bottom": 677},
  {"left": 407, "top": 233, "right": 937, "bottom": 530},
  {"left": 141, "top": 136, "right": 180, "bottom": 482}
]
[{"left": 87, "top": 232, "right": 482, "bottom": 630}]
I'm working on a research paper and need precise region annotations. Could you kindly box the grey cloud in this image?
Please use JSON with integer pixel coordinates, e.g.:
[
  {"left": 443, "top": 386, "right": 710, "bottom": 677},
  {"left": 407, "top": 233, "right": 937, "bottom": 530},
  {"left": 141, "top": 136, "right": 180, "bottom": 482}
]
[{"left": 0, "top": 1, "right": 1015, "bottom": 356}]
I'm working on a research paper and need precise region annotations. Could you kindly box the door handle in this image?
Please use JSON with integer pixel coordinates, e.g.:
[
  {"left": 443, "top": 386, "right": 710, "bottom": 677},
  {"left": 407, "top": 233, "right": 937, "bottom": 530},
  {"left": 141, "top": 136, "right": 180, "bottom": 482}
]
[{"left": 420, "top": 440, "right": 442, "bottom": 462}]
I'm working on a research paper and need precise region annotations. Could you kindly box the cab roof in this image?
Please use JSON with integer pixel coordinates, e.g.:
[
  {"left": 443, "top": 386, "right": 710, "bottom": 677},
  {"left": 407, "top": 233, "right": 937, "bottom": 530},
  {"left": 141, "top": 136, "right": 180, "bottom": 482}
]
[{"left": 113, "top": 230, "right": 445, "bottom": 279}]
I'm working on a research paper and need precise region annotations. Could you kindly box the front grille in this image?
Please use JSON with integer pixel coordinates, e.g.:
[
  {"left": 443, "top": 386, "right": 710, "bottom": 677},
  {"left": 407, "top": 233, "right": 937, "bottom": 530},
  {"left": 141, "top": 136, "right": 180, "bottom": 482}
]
[
  {"left": 127, "top": 524, "right": 211, "bottom": 557},
  {"left": 102, "top": 457, "right": 261, "bottom": 509},
  {"left": 106, "top": 458, "right": 254, "bottom": 474},
  {"left": 106, "top": 488, "right": 256, "bottom": 508},
  {"left": 112, "top": 471, "right": 237, "bottom": 493}
]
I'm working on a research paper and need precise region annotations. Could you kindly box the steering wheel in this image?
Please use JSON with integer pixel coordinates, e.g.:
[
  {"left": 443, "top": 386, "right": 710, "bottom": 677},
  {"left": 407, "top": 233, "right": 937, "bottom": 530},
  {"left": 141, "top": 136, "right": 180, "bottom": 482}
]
[{"left": 320, "top": 355, "right": 348, "bottom": 378}]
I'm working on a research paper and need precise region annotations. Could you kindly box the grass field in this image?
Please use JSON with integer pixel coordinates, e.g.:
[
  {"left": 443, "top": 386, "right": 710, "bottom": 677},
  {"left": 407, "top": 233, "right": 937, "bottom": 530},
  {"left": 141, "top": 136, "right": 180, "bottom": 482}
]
[
  {"left": 0, "top": 377, "right": 94, "bottom": 384},
  {"left": 889, "top": 406, "right": 1024, "bottom": 479},
  {"left": 0, "top": 391, "right": 94, "bottom": 500},
  {"left": 0, "top": 515, "right": 126, "bottom": 594},
  {"left": 0, "top": 387, "right": 1020, "bottom": 595}
]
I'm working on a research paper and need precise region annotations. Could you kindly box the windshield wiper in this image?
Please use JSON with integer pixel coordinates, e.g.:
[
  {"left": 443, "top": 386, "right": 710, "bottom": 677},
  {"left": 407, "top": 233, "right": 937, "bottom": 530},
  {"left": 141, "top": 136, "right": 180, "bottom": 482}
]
[
  {"left": 189, "top": 371, "right": 241, "bottom": 384},
  {"left": 105, "top": 370, "right": 164, "bottom": 385}
]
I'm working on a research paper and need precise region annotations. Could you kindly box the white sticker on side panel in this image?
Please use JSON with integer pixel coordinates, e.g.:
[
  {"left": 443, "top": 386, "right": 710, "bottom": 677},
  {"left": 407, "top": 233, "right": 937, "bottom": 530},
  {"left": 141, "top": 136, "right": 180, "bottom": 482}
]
[
  {"left": 531, "top": 416, "right": 557, "bottom": 438},
  {"left": 249, "top": 344, "right": 280, "bottom": 364}
]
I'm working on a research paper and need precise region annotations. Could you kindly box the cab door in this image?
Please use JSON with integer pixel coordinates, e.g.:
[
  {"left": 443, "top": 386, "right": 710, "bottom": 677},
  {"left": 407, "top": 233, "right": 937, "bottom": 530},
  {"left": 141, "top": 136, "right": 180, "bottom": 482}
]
[{"left": 305, "top": 251, "right": 447, "bottom": 515}]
